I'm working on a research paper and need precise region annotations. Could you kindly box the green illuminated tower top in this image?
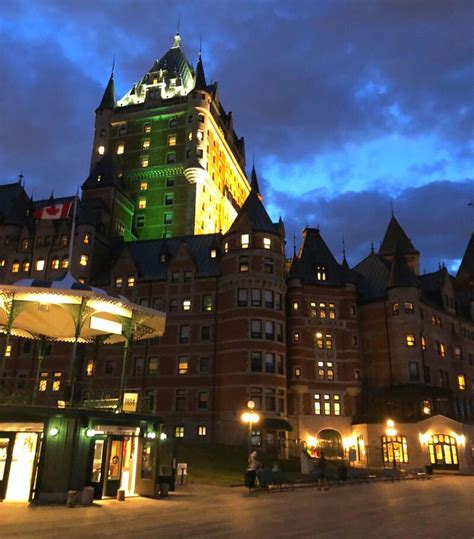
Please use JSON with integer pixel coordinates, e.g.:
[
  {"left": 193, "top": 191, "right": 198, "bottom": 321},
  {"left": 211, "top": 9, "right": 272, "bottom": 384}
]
[{"left": 86, "top": 33, "right": 251, "bottom": 242}]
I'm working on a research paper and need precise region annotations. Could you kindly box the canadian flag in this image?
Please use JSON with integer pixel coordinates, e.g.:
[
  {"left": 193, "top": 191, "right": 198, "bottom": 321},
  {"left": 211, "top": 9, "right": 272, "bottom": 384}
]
[{"left": 33, "top": 201, "right": 73, "bottom": 220}]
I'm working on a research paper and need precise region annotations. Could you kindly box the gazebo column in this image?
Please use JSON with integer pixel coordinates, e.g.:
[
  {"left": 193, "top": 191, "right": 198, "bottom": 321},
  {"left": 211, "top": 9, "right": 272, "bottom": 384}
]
[
  {"left": 68, "top": 298, "right": 87, "bottom": 400},
  {"left": 1, "top": 293, "right": 16, "bottom": 378},
  {"left": 32, "top": 337, "right": 47, "bottom": 404},
  {"left": 119, "top": 318, "right": 134, "bottom": 410}
]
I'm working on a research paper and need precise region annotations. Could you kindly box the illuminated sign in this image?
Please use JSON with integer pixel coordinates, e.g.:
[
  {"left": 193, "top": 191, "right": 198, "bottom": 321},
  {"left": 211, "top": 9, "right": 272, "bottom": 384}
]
[
  {"left": 90, "top": 316, "right": 122, "bottom": 335},
  {"left": 123, "top": 392, "right": 139, "bottom": 413}
]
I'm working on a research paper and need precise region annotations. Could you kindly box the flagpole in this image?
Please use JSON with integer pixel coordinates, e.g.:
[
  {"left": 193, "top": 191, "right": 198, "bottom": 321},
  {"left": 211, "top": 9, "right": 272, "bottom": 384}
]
[{"left": 68, "top": 196, "right": 78, "bottom": 273}]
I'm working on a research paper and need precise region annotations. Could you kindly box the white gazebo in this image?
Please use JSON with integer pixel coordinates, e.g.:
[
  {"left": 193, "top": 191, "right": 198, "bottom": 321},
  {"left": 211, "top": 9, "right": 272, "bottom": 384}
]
[{"left": 0, "top": 272, "right": 166, "bottom": 407}]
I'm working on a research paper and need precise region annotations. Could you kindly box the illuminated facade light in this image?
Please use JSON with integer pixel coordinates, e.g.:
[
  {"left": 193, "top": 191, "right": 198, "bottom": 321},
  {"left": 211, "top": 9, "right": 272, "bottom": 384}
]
[
  {"left": 241, "top": 411, "right": 260, "bottom": 424},
  {"left": 146, "top": 432, "right": 157, "bottom": 439},
  {"left": 159, "top": 432, "right": 167, "bottom": 441},
  {"left": 86, "top": 429, "right": 96, "bottom": 437},
  {"left": 49, "top": 427, "right": 59, "bottom": 437}
]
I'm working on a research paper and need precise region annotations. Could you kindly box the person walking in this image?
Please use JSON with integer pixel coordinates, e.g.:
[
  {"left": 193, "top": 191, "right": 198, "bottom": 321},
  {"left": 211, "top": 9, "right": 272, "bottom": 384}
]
[{"left": 247, "top": 450, "right": 262, "bottom": 489}]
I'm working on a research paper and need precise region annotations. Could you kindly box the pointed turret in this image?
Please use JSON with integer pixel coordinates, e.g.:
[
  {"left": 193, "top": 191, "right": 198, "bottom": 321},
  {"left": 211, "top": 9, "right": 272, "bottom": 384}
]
[
  {"left": 388, "top": 244, "right": 419, "bottom": 289},
  {"left": 250, "top": 164, "right": 261, "bottom": 199},
  {"left": 194, "top": 52, "right": 207, "bottom": 90},
  {"left": 455, "top": 233, "right": 474, "bottom": 290},
  {"left": 379, "top": 216, "right": 418, "bottom": 256},
  {"left": 97, "top": 73, "right": 116, "bottom": 112},
  {"left": 228, "top": 190, "right": 277, "bottom": 234}
]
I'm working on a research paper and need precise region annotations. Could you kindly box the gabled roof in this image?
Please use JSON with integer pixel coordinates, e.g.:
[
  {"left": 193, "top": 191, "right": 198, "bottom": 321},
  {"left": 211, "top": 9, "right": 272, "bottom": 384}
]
[
  {"left": 293, "top": 228, "right": 347, "bottom": 286},
  {"left": 0, "top": 182, "right": 31, "bottom": 226},
  {"left": 228, "top": 190, "right": 278, "bottom": 234},
  {"left": 97, "top": 74, "right": 116, "bottom": 112},
  {"left": 379, "top": 216, "right": 418, "bottom": 256},
  {"left": 114, "top": 234, "right": 222, "bottom": 281},
  {"left": 82, "top": 155, "right": 126, "bottom": 192},
  {"left": 388, "top": 249, "right": 419, "bottom": 289},
  {"left": 353, "top": 252, "right": 391, "bottom": 300}
]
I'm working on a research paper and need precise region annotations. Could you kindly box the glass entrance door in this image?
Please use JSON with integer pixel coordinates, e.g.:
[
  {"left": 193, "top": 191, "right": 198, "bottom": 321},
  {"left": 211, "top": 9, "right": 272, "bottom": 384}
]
[
  {"left": 0, "top": 434, "right": 15, "bottom": 500},
  {"left": 105, "top": 437, "right": 124, "bottom": 497},
  {"left": 89, "top": 436, "right": 107, "bottom": 499},
  {"left": 428, "top": 434, "right": 459, "bottom": 470}
]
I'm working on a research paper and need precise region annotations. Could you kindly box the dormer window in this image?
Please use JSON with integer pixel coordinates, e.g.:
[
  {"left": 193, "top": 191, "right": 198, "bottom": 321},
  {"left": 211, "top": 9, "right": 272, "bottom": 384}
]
[
  {"left": 241, "top": 234, "right": 250, "bottom": 249},
  {"left": 316, "top": 265, "right": 327, "bottom": 281}
]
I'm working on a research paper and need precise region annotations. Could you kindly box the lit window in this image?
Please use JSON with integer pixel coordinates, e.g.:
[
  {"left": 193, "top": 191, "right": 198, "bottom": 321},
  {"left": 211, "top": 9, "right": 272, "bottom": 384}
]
[
  {"left": 293, "top": 332, "right": 300, "bottom": 343},
  {"left": 182, "top": 299, "right": 191, "bottom": 311},
  {"left": 224, "top": 242, "right": 229, "bottom": 253},
  {"left": 316, "top": 265, "right": 327, "bottom": 281},
  {"left": 22, "top": 260, "right": 30, "bottom": 272},
  {"left": 174, "top": 426, "right": 185, "bottom": 438},
  {"left": 241, "top": 234, "right": 250, "bottom": 248},
  {"left": 404, "top": 302, "right": 414, "bottom": 314},
  {"left": 316, "top": 332, "right": 333, "bottom": 350},
  {"left": 61, "top": 257, "right": 69, "bottom": 269},
  {"left": 60, "top": 234, "right": 68, "bottom": 247},
  {"left": 458, "top": 374, "right": 466, "bottom": 390},
  {"left": 117, "top": 143, "right": 125, "bottom": 155},
  {"left": 437, "top": 341, "right": 446, "bottom": 358},
  {"left": 422, "top": 400, "right": 431, "bottom": 415},
  {"left": 52, "top": 372, "right": 61, "bottom": 392},
  {"left": 168, "top": 135, "right": 177, "bottom": 146},
  {"left": 80, "top": 254, "right": 88, "bottom": 266},
  {"left": 188, "top": 132, "right": 193, "bottom": 141},
  {"left": 141, "top": 157, "right": 149, "bottom": 168},
  {"left": 0, "top": 258, "right": 5, "bottom": 267},
  {"left": 127, "top": 276, "right": 135, "bottom": 287},
  {"left": 142, "top": 139, "right": 151, "bottom": 150},
  {"left": 328, "top": 303, "right": 336, "bottom": 320},
  {"left": 36, "top": 258, "right": 45, "bottom": 271},
  {"left": 11, "top": 260, "right": 20, "bottom": 273},
  {"left": 98, "top": 145, "right": 105, "bottom": 155},
  {"left": 86, "top": 361, "right": 94, "bottom": 377},
  {"left": 295, "top": 367, "right": 301, "bottom": 377},
  {"left": 138, "top": 198, "right": 147, "bottom": 209},
  {"left": 382, "top": 435, "right": 408, "bottom": 464},
  {"left": 38, "top": 372, "right": 48, "bottom": 392},
  {"left": 21, "top": 239, "right": 30, "bottom": 250},
  {"left": 314, "top": 394, "right": 321, "bottom": 415},
  {"left": 197, "top": 426, "right": 207, "bottom": 436},
  {"left": 115, "top": 276, "right": 123, "bottom": 288},
  {"left": 333, "top": 394, "right": 341, "bottom": 416},
  {"left": 140, "top": 182, "right": 148, "bottom": 191},
  {"left": 178, "top": 359, "right": 188, "bottom": 375},
  {"left": 292, "top": 301, "right": 299, "bottom": 312},
  {"left": 263, "top": 237, "right": 271, "bottom": 250},
  {"left": 454, "top": 346, "right": 462, "bottom": 360},
  {"left": 83, "top": 233, "right": 91, "bottom": 244},
  {"left": 319, "top": 302, "right": 327, "bottom": 319},
  {"left": 239, "top": 257, "right": 249, "bottom": 272},
  {"left": 406, "top": 334, "right": 416, "bottom": 347},
  {"left": 421, "top": 335, "right": 427, "bottom": 351},
  {"left": 51, "top": 257, "right": 60, "bottom": 270},
  {"left": 197, "top": 130, "right": 204, "bottom": 141},
  {"left": 4, "top": 345, "right": 12, "bottom": 357},
  {"left": 210, "top": 249, "right": 217, "bottom": 258},
  {"left": 391, "top": 302, "right": 399, "bottom": 315},
  {"left": 202, "top": 295, "right": 213, "bottom": 312},
  {"left": 143, "top": 124, "right": 151, "bottom": 133}
]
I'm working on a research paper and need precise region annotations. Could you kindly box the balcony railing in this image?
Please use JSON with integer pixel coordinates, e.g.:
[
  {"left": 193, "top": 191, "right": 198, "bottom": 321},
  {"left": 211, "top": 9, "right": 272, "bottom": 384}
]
[{"left": 0, "top": 377, "right": 154, "bottom": 413}]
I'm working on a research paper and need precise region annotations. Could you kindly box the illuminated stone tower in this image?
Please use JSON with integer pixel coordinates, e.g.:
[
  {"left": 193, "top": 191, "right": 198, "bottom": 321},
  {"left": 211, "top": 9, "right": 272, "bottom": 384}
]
[{"left": 89, "top": 33, "right": 250, "bottom": 240}]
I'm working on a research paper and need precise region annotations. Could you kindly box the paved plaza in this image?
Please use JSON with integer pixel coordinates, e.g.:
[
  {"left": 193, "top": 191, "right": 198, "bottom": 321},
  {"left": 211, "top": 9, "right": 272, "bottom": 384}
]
[{"left": 0, "top": 476, "right": 473, "bottom": 538}]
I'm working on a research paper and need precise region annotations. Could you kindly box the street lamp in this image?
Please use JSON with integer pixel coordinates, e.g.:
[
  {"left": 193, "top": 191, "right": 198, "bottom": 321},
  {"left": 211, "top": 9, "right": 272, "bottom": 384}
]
[{"left": 241, "top": 400, "right": 260, "bottom": 453}]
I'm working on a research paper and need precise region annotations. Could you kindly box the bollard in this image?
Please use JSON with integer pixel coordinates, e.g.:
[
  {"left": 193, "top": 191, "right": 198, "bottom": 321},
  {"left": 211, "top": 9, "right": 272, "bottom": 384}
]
[
  {"left": 66, "top": 490, "right": 77, "bottom": 508},
  {"left": 81, "top": 486, "right": 95, "bottom": 506},
  {"left": 117, "top": 488, "right": 126, "bottom": 501}
]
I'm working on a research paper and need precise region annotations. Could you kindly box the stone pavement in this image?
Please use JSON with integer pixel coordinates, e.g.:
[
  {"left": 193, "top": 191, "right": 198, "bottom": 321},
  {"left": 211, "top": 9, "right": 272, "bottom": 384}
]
[{"left": 0, "top": 476, "right": 472, "bottom": 538}]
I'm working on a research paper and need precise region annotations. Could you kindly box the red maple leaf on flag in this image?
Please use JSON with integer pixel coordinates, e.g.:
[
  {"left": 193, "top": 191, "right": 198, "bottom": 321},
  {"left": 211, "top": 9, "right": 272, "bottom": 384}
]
[{"left": 45, "top": 205, "right": 61, "bottom": 216}]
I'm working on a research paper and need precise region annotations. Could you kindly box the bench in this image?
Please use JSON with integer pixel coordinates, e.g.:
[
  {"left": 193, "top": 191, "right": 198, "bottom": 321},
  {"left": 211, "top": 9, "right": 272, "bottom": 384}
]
[
  {"left": 383, "top": 468, "right": 406, "bottom": 482},
  {"left": 407, "top": 468, "right": 430, "bottom": 480},
  {"left": 256, "top": 470, "right": 295, "bottom": 492}
]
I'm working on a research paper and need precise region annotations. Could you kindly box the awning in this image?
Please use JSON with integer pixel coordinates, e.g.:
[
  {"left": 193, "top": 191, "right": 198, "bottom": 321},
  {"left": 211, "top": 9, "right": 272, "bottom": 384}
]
[{"left": 263, "top": 418, "right": 293, "bottom": 431}]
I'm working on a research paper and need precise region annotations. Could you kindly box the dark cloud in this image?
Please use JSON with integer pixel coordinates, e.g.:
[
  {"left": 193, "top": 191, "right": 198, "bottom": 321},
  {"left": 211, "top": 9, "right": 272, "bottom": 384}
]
[{"left": 266, "top": 179, "right": 473, "bottom": 272}]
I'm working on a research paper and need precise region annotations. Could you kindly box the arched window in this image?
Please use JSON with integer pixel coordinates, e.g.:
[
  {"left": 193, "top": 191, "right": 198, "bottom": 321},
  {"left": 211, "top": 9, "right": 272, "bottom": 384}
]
[
  {"left": 381, "top": 435, "right": 408, "bottom": 464},
  {"left": 318, "top": 429, "right": 343, "bottom": 458},
  {"left": 428, "top": 434, "right": 458, "bottom": 469}
]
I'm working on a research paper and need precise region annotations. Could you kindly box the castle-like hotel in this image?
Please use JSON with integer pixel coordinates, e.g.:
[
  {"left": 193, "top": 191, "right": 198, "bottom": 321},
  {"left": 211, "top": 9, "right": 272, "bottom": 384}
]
[{"left": 1, "top": 34, "right": 473, "bottom": 476}]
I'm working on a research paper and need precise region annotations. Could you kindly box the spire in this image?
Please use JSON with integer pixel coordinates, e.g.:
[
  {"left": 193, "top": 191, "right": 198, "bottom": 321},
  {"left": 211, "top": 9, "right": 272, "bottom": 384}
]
[
  {"left": 194, "top": 48, "right": 207, "bottom": 90},
  {"left": 250, "top": 162, "right": 261, "bottom": 199},
  {"left": 97, "top": 69, "right": 116, "bottom": 112}
]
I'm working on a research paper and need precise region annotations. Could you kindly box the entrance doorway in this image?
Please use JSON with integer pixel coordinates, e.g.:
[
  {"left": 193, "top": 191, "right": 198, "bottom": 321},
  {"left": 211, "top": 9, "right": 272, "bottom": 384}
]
[
  {"left": 428, "top": 434, "right": 459, "bottom": 470},
  {"left": 0, "top": 431, "right": 40, "bottom": 501},
  {"left": 88, "top": 434, "right": 138, "bottom": 499}
]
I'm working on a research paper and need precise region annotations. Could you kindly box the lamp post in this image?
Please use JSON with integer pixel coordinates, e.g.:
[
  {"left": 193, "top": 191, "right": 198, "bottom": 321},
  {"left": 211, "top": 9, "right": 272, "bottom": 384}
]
[{"left": 241, "top": 400, "right": 260, "bottom": 454}]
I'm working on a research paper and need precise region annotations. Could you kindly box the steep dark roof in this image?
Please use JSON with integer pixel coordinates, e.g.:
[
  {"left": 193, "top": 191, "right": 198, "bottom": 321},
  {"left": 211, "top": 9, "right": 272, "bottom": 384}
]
[
  {"left": 418, "top": 268, "right": 448, "bottom": 308},
  {"left": 379, "top": 216, "right": 418, "bottom": 256},
  {"left": 0, "top": 182, "right": 31, "bottom": 226},
  {"left": 194, "top": 53, "right": 207, "bottom": 90},
  {"left": 119, "top": 234, "right": 222, "bottom": 280},
  {"left": 250, "top": 164, "right": 260, "bottom": 195},
  {"left": 353, "top": 252, "right": 391, "bottom": 300},
  {"left": 229, "top": 190, "right": 278, "bottom": 234},
  {"left": 97, "top": 74, "right": 116, "bottom": 112},
  {"left": 294, "top": 228, "right": 347, "bottom": 286},
  {"left": 456, "top": 233, "right": 474, "bottom": 289},
  {"left": 82, "top": 155, "right": 126, "bottom": 192},
  {"left": 388, "top": 249, "right": 419, "bottom": 289}
]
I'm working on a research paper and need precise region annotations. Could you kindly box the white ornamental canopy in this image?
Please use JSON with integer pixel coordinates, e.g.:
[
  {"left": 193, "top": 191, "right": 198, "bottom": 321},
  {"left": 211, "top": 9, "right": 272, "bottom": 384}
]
[{"left": 0, "top": 272, "right": 166, "bottom": 344}]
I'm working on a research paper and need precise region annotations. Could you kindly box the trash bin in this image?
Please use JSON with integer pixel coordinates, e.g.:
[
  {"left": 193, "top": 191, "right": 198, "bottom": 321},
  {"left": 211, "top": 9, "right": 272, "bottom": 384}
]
[
  {"left": 117, "top": 489, "right": 125, "bottom": 501},
  {"left": 81, "top": 486, "right": 95, "bottom": 506},
  {"left": 66, "top": 490, "right": 77, "bottom": 508}
]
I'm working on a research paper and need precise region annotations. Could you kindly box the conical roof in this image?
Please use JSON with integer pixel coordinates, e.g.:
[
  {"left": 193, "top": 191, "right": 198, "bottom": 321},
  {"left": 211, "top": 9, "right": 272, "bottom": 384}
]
[
  {"left": 229, "top": 190, "right": 277, "bottom": 234},
  {"left": 82, "top": 155, "right": 124, "bottom": 191},
  {"left": 194, "top": 53, "right": 207, "bottom": 90},
  {"left": 456, "top": 233, "right": 474, "bottom": 288},
  {"left": 379, "top": 216, "right": 418, "bottom": 256},
  {"left": 97, "top": 74, "right": 116, "bottom": 111}
]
